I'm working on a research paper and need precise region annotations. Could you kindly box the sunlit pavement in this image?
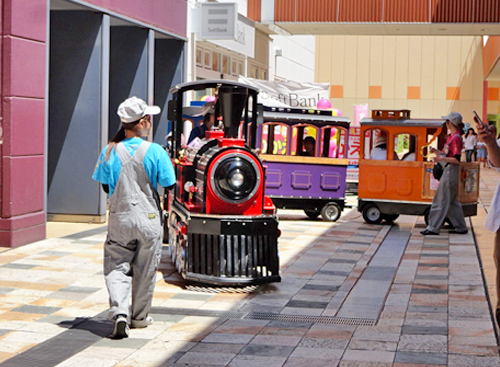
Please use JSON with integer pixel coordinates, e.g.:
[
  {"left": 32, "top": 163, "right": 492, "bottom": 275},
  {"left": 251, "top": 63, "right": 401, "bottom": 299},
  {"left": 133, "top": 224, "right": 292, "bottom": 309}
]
[{"left": 0, "top": 170, "right": 499, "bottom": 366}]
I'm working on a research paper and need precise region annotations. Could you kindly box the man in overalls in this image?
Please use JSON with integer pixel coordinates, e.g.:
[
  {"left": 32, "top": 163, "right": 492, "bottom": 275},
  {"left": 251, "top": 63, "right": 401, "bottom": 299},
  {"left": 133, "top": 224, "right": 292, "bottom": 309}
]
[{"left": 93, "top": 97, "right": 176, "bottom": 339}]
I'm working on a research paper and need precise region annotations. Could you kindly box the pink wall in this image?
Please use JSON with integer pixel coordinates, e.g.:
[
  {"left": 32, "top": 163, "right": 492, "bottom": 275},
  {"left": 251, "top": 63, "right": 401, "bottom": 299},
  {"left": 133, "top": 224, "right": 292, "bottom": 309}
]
[
  {"left": 85, "top": 0, "right": 187, "bottom": 38},
  {"left": 0, "top": 0, "right": 47, "bottom": 247},
  {"left": 0, "top": 0, "right": 187, "bottom": 247}
]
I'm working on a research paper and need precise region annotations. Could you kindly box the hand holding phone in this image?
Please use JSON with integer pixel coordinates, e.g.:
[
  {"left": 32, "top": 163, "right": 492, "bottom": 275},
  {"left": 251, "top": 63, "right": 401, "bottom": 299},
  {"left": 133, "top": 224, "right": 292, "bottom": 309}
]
[{"left": 473, "top": 110, "right": 489, "bottom": 130}]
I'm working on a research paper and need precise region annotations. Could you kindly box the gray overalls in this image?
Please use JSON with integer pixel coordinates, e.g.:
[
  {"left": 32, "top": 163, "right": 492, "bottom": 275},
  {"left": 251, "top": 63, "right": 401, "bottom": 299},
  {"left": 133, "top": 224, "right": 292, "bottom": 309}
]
[
  {"left": 104, "top": 141, "right": 162, "bottom": 322},
  {"left": 426, "top": 163, "right": 468, "bottom": 234}
]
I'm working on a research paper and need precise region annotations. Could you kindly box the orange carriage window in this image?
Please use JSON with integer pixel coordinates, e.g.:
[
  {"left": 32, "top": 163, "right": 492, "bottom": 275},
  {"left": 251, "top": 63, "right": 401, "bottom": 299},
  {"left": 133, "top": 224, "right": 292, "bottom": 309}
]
[
  {"left": 364, "top": 128, "right": 397, "bottom": 160},
  {"left": 321, "top": 126, "right": 348, "bottom": 158},
  {"left": 291, "top": 124, "right": 319, "bottom": 156},
  {"left": 394, "top": 133, "right": 417, "bottom": 161},
  {"left": 423, "top": 128, "right": 442, "bottom": 162},
  {"left": 261, "top": 123, "right": 288, "bottom": 155}
]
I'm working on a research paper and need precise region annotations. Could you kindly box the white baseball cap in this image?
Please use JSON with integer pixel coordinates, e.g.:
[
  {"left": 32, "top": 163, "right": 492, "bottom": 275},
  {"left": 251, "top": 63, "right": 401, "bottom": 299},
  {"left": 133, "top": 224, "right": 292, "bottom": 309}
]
[
  {"left": 193, "top": 102, "right": 215, "bottom": 117},
  {"left": 441, "top": 112, "right": 462, "bottom": 127},
  {"left": 117, "top": 96, "right": 161, "bottom": 123}
]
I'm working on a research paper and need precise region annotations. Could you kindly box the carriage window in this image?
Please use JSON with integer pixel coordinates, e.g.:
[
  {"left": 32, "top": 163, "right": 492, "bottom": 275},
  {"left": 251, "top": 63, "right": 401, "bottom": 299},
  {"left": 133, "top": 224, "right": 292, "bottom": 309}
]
[
  {"left": 321, "top": 127, "right": 347, "bottom": 158},
  {"left": 291, "top": 125, "right": 318, "bottom": 156},
  {"left": 261, "top": 123, "right": 288, "bottom": 155},
  {"left": 394, "top": 133, "right": 417, "bottom": 161},
  {"left": 423, "top": 129, "right": 441, "bottom": 162},
  {"left": 364, "top": 129, "right": 397, "bottom": 160}
]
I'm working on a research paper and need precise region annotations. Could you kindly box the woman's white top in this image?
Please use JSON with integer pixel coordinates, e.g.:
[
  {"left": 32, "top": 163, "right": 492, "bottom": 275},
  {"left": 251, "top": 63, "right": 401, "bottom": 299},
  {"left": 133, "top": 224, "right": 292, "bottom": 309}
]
[{"left": 464, "top": 134, "right": 478, "bottom": 150}]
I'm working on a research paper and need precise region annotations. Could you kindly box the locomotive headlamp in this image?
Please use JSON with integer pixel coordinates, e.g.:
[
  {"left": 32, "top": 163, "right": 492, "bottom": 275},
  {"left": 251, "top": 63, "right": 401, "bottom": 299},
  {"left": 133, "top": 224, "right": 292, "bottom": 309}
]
[
  {"left": 211, "top": 153, "right": 260, "bottom": 203},
  {"left": 229, "top": 170, "right": 245, "bottom": 188}
]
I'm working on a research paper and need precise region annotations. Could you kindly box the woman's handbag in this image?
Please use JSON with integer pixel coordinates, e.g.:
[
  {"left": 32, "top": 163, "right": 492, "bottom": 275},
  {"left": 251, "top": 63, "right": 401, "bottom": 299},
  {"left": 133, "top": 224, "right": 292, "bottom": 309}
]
[{"left": 432, "top": 162, "right": 448, "bottom": 180}]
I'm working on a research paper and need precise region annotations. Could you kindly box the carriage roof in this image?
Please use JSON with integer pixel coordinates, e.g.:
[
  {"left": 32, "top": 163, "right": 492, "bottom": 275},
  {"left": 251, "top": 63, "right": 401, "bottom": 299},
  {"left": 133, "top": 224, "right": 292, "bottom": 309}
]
[{"left": 263, "top": 107, "right": 350, "bottom": 128}]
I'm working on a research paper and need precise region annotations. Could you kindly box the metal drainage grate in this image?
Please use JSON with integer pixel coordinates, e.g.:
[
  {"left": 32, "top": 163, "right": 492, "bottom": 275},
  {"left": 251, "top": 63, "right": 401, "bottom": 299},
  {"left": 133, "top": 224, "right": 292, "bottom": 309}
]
[
  {"left": 245, "top": 312, "right": 375, "bottom": 326},
  {"left": 184, "top": 284, "right": 264, "bottom": 294},
  {"left": 150, "top": 307, "right": 375, "bottom": 326}
]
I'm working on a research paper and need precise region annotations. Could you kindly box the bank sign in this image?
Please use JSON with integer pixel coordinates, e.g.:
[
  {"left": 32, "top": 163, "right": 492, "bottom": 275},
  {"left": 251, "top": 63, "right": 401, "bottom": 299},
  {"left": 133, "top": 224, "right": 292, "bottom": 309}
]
[{"left": 200, "top": 3, "right": 238, "bottom": 40}]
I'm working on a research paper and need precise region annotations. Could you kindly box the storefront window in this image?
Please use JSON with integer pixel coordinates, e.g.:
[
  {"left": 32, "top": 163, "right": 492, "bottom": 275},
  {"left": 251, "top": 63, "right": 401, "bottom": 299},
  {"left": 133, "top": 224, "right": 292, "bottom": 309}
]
[
  {"left": 232, "top": 60, "right": 237, "bottom": 76},
  {"left": 204, "top": 51, "right": 211, "bottom": 69},
  {"left": 196, "top": 48, "right": 203, "bottom": 66},
  {"left": 212, "top": 52, "right": 220, "bottom": 71},
  {"left": 222, "top": 55, "right": 229, "bottom": 74}
]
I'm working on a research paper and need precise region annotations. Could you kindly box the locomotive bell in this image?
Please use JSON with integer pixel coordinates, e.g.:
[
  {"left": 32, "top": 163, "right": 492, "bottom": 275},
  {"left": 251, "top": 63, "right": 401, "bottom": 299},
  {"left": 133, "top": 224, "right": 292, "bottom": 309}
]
[{"left": 218, "top": 86, "right": 249, "bottom": 138}]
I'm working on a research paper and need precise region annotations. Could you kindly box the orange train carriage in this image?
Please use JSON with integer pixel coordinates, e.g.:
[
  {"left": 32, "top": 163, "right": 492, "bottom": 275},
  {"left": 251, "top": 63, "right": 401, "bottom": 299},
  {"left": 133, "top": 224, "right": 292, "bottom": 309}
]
[{"left": 357, "top": 110, "right": 479, "bottom": 224}]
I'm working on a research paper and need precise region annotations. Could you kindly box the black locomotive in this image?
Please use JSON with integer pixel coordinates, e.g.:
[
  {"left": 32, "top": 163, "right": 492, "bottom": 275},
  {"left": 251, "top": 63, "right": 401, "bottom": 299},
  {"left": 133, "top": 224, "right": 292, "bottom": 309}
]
[{"left": 165, "top": 80, "right": 281, "bottom": 286}]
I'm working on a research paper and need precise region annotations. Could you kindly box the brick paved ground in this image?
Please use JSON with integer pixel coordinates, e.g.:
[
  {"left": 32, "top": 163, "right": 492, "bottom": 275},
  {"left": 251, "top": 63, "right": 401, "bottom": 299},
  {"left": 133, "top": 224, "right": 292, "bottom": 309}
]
[{"left": 0, "top": 169, "right": 499, "bottom": 366}]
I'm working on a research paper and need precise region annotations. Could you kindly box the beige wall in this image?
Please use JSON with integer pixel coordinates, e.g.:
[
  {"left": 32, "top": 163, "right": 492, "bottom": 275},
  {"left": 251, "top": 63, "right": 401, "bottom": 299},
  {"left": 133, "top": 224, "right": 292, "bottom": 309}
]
[
  {"left": 315, "top": 35, "right": 485, "bottom": 124},
  {"left": 248, "top": 30, "right": 271, "bottom": 79}
]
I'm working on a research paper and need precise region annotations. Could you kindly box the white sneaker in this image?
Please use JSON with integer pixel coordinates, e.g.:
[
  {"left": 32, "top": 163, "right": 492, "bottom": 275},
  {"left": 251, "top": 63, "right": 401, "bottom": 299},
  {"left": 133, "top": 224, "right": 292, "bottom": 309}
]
[
  {"left": 131, "top": 316, "right": 154, "bottom": 328},
  {"left": 110, "top": 315, "right": 129, "bottom": 339}
]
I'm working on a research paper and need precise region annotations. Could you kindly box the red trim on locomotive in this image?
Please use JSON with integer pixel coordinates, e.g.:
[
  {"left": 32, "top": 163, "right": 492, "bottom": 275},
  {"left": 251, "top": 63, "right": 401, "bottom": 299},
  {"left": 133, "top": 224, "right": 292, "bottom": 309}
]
[{"left": 205, "top": 147, "right": 265, "bottom": 215}]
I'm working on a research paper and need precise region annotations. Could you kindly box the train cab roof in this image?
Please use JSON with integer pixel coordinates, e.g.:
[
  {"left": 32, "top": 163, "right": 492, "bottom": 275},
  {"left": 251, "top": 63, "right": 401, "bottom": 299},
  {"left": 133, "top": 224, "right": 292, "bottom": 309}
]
[
  {"left": 360, "top": 118, "right": 446, "bottom": 128},
  {"left": 170, "top": 79, "right": 260, "bottom": 94},
  {"left": 360, "top": 109, "right": 445, "bottom": 129},
  {"left": 263, "top": 106, "right": 350, "bottom": 129}
]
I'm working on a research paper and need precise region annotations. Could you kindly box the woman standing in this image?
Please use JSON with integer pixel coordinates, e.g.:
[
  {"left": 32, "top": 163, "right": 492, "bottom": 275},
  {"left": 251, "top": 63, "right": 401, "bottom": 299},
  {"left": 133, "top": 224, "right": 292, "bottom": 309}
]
[
  {"left": 464, "top": 127, "right": 478, "bottom": 162},
  {"left": 421, "top": 112, "right": 468, "bottom": 236}
]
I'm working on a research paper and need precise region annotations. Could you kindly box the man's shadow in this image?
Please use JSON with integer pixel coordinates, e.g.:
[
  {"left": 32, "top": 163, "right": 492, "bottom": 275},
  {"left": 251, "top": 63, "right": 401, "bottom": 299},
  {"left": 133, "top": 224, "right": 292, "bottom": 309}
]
[{"left": 57, "top": 314, "right": 112, "bottom": 338}]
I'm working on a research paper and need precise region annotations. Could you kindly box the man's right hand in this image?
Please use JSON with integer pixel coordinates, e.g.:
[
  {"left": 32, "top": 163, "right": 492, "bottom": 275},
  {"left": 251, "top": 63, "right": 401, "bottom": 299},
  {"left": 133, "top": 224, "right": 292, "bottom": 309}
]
[
  {"left": 475, "top": 117, "right": 500, "bottom": 167},
  {"left": 475, "top": 117, "right": 495, "bottom": 145}
]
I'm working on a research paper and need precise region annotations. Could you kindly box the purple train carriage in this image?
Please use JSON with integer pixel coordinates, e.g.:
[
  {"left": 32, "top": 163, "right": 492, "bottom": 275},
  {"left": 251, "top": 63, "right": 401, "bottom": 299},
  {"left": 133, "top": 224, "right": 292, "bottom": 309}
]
[{"left": 257, "top": 107, "right": 350, "bottom": 221}]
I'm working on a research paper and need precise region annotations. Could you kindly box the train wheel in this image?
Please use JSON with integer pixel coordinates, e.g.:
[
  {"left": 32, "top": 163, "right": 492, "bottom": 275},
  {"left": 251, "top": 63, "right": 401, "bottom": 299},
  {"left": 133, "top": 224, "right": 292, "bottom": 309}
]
[
  {"left": 304, "top": 209, "right": 321, "bottom": 219},
  {"left": 383, "top": 214, "right": 399, "bottom": 223},
  {"left": 321, "top": 202, "right": 341, "bottom": 222},
  {"left": 362, "top": 204, "right": 383, "bottom": 224}
]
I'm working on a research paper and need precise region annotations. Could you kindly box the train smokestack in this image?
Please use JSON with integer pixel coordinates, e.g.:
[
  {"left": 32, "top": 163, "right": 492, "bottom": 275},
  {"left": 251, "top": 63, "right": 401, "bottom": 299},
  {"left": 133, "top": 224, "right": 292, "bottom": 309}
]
[{"left": 218, "top": 86, "right": 249, "bottom": 138}]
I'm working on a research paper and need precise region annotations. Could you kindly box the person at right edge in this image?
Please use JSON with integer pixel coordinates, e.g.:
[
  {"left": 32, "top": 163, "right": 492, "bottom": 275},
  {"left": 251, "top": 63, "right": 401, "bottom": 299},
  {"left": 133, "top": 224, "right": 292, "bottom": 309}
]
[
  {"left": 475, "top": 116, "right": 500, "bottom": 326},
  {"left": 93, "top": 96, "right": 176, "bottom": 339},
  {"left": 421, "top": 112, "right": 468, "bottom": 236}
]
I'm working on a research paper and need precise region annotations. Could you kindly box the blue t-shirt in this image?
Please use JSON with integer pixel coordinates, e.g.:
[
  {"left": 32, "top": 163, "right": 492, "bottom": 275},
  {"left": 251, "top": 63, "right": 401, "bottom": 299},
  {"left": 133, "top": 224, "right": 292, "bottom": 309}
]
[{"left": 92, "top": 137, "right": 176, "bottom": 196}]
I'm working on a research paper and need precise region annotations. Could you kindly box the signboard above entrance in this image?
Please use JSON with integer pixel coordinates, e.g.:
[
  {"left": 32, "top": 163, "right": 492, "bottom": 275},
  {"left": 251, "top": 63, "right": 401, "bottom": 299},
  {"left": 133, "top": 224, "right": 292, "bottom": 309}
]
[{"left": 200, "top": 2, "right": 238, "bottom": 40}]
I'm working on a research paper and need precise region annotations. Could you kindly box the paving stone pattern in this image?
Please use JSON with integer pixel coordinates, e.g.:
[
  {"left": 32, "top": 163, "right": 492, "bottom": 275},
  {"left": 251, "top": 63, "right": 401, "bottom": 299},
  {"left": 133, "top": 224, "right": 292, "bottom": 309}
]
[{"left": 0, "top": 189, "right": 499, "bottom": 366}]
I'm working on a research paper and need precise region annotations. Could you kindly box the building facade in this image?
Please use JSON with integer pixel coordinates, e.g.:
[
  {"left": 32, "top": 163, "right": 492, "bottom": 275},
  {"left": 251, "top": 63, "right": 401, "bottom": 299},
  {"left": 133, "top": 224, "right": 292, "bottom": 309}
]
[
  {"left": 315, "top": 35, "right": 485, "bottom": 123},
  {"left": 1, "top": 0, "right": 187, "bottom": 247}
]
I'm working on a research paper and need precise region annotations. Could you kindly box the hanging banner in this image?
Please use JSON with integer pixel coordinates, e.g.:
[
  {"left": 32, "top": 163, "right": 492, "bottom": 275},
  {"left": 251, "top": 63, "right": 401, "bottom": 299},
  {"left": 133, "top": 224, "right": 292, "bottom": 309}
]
[
  {"left": 238, "top": 76, "right": 329, "bottom": 108},
  {"left": 347, "top": 104, "right": 368, "bottom": 183}
]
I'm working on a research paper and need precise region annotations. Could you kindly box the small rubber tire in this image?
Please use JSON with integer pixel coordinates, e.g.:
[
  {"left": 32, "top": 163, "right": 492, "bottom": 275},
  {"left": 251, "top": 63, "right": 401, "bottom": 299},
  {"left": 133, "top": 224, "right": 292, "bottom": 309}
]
[
  {"left": 383, "top": 214, "right": 399, "bottom": 223},
  {"left": 304, "top": 209, "right": 321, "bottom": 219},
  {"left": 321, "top": 202, "right": 342, "bottom": 222},
  {"left": 362, "top": 204, "right": 383, "bottom": 224}
]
